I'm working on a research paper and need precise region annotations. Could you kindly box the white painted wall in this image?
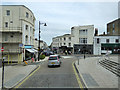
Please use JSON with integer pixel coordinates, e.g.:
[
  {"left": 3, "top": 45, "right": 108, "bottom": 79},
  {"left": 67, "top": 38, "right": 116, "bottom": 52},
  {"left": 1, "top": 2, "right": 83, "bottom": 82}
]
[{"left": 94, "top": 36, "right": 120, "bottom": 55}]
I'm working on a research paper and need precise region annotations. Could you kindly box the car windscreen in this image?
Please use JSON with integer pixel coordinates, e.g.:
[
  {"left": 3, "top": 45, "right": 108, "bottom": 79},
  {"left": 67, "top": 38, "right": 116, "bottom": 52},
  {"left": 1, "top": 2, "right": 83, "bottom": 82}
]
[{"left": 49, "top": 57, "right": 57, "bottom": 60}]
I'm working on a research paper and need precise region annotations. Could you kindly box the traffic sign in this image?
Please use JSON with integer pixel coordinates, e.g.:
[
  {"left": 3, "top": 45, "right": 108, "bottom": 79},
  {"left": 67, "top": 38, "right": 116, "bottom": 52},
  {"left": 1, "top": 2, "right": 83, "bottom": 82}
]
[{"left": 1, "top": 47, "right": 4, "bottom": 52}]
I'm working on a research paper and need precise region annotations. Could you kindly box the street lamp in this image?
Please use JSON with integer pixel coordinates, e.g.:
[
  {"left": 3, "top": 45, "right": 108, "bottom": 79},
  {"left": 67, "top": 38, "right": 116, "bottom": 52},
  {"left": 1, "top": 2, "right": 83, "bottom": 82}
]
[{"left": 38, "top": 21, "right": 47, "bottom": 61}]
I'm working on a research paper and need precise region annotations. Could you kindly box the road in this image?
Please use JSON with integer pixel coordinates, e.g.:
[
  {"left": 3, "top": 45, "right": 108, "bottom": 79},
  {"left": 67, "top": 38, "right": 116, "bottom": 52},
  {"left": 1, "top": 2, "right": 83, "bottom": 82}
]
[{"left": 17, "top": 57, "right": 80, "bottom": 88}]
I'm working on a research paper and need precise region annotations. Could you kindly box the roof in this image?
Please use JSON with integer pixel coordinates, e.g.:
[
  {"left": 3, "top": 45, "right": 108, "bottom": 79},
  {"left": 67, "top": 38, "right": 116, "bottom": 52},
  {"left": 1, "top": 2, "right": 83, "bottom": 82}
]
[
  {"left": 107, "top": 18, "right": 120, "bottom": 25},
  {"left": 53, "top": 33, "right": 73, "bottom": 39},
  {"left": 0, "top": 5, "right": 36, "bottom": 20},
  {"left": 49, "top": 55, "right": 59, "bottom": 57}
]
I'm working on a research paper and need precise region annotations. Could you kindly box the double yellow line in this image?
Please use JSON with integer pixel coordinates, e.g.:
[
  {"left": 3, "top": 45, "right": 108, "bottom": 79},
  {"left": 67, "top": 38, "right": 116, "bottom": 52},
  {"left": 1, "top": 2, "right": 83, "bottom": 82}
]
[
  {"left": 72, "top": 62, "right": 84, "bottom": 89},
  {"left": 15, "top": 66, "right": 40, "bottom": 88},
  {"left": 15, "top": 62, "right": 84, "bottom": 88}
]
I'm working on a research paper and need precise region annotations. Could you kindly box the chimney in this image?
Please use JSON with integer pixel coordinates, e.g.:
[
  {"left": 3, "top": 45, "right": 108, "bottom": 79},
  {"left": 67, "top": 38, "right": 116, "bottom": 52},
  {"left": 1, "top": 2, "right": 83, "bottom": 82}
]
[{"left": 94, "top": 28, "right": 98, "bottom": 36}]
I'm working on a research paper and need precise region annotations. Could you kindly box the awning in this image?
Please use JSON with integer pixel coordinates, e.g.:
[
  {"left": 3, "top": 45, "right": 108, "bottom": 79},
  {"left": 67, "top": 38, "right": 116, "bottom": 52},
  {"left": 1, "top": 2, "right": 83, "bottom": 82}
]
[
  {"left": 26, "top": 49, "right": 34, "bottom": 53},
  {"left": 32, "top": 49, "right": 38, "bottom": 52}
]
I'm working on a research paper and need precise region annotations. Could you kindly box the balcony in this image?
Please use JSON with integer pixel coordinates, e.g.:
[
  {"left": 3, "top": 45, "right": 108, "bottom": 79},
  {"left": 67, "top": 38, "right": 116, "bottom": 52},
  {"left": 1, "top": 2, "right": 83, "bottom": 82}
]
[
  {"left": 1, "top": 38, "right": 22, "bottom": 43},
  {"left": 0, "top": 27, "right": 22, "bottom": 33},
  {"left": 2, "top": 49, "right": 22, "bottom": 54}
]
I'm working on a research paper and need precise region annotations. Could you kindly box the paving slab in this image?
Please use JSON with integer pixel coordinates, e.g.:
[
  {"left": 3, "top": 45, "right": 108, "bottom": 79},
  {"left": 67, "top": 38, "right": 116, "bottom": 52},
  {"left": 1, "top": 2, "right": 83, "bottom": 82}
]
[
  {"left": 0, "top": 57, "right": 48, "bottom": 89},
  {"left": 75, "top": 55, "right": 119, "bottom": 89}
]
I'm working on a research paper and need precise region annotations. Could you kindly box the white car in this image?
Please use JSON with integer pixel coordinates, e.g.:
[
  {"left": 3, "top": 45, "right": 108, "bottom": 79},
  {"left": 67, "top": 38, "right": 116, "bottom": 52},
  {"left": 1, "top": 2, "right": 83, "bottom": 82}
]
[{"left": 48, "top": 55, "right": 62, "bottom": 67}]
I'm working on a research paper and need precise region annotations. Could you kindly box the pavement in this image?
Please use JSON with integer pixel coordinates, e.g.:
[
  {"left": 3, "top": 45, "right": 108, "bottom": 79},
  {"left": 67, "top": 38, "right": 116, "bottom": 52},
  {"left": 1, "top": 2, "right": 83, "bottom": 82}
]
[
  {"left": 0, "top": 54, "right": 119, "bottom": 89},
  {"left": 74, "top": 54, "right": 119, "bottom": 89},
  {"left": 0, "top": 57, "right": 49, "bottom": 89}
]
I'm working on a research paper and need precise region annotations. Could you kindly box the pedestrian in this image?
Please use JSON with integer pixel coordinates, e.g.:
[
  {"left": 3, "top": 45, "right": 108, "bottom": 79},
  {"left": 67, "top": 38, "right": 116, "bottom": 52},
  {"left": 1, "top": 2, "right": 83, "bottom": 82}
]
[
  {"left": 106, "top": 49, "right": 110, "bottom": 60},
  {"left": 65, "top": 50, "right": 67, "bottom": 55}
]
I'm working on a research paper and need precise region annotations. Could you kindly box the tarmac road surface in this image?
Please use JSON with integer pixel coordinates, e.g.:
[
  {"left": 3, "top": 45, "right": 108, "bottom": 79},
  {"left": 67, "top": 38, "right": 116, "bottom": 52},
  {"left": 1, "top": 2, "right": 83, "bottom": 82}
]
[{"left": 17, "top": 57, "right": 80, "bottom": 88}]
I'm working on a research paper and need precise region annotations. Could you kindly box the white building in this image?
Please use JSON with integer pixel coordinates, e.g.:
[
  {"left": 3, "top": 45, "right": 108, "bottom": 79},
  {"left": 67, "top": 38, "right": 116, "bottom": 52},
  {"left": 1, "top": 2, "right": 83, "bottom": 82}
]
[
  {"left": 71, "top": 25, "right": 94, "bottom": 54},
  {"left": 52, "top": 25, "right": 94, "bottom": 54},
  {"left": 34, "top": 39, "right": 48, "bottom": 50},
  {"left": 94, "top": 36, "right": 120, "bottom": 55},
  {"left": 52, "top": 34, "right": 74, "bottom": 53},
  {"left": 71, "top": 25, "right": 94, "bottom": 45},
  {"left": 0, "top": 5, "right": 36, "bottom": 63}
]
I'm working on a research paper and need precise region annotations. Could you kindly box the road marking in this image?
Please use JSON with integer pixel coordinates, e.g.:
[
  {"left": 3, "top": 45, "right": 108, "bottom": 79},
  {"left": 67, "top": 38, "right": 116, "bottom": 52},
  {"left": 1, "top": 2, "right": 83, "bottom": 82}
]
[
  {"left": 72, "top": 62, "right": 84, "bottom": 89},
  {"left": 15, "top": 66, "right": 40, "bottom": 88}
]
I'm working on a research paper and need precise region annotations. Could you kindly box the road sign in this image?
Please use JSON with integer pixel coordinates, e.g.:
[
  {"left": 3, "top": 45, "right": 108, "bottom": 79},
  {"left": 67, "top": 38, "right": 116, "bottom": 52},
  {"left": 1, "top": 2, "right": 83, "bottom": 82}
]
[
  {"left": 1, "top": 47, "right": 4, "bottom": 52},
  {"left": 19, "top": 44, "right": 23, "bottom": 47}
]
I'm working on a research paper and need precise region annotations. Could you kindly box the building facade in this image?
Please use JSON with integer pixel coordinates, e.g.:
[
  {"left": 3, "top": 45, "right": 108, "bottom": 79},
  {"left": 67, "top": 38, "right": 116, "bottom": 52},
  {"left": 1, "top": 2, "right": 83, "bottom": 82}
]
[
  {"left": 107, "top": 18, "right": 120, "bottom": 36},
  {"left": 71, "top": 25, "right": 94, "bottom": 54},
  {"left": 52, "top": 34, "right": 74, "bottom": 54},
  {"left": 51, "top": 25, "right": 94, "bottom": 54},
  {"left": 94, "top": 36, "right": 120, "bottom": 55},
  {"left": 34, "top": 39, "right": 48, "bottom": 51},
  {"left": 0, "top": 5, "right": 36, "bottom": 63}
]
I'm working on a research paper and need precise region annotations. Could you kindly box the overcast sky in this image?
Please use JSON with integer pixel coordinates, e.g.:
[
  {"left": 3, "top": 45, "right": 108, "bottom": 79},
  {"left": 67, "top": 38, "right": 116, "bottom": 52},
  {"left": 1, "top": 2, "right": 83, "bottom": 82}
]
[{"left": 1, "top": 1, "right": 118, "bottom": 46}]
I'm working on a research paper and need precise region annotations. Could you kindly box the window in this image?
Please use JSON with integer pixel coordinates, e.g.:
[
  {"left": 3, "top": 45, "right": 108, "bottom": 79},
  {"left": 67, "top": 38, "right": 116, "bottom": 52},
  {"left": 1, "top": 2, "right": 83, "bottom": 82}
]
[
  {"left": 25, "top": 35, "right": 28, "bottom": 44},
  {"left": 79, "top": 29, "right": 87, "bottom": 35},
  {"left": 69, "top": 37, "right": 71, "bottom": 41},
  {"left": 106, "top": 39, "right": 109, "bottom": 43},
  {"left": 5, "top": 35, "right": 8, "bottom": 41},
  {"left": 97, "top": 38, "right": 100, "bottom": 44},
  {"left": 69, "top": 43, "right": 71, "bottom": 47},
  {"left": 64, "top": 37, "right": 66, "bottom": 41},
  {"left": 49, "top": 57, "right": 57, "bottom": 60},
  {"left": 116, "top": 39, "right": 119, "bottom": 43},
  {"left": 30, "top": 36, "right": 31, "bottom": 45},
  {"left": 60, "top": 38, "right": 62, "bottom": 41},
  {"left": 113, "top": 23, "right": 115, "bottom": 33},
  {"left": 79, "top": 38, "right": 87, "bottom": 44},
  {"left": 26, "top": 12, "right": 29, "bottom": 18},
  {"left": 60, "top": 43, "right": 62, "bottom": 46},
  {"left": 26, "top": 25, "right": 28, "bottom": 30},
  {"left": 5, "top": 22, "right": 8, "bottom": 27},
  {"left": 64, "top": 43, "right": 66, "bottom": 45},
  {"left": 6, "top": 10, "right": 10, "bottom": 16}
]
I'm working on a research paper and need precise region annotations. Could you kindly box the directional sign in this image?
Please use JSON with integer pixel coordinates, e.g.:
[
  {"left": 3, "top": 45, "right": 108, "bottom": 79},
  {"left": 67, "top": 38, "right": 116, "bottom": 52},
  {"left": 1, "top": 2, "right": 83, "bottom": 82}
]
[{"left": 1, "top": 47, "right": 4, "bottom": 52}]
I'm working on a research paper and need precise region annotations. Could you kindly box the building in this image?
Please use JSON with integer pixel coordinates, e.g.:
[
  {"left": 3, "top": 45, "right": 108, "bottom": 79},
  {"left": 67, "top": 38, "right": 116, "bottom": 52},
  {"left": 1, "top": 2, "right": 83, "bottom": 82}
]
[
  {"left": 72, "top": 25, "right": 94, "bottom": 54},
  {"left": 0, "top": 5, "right": 36, "bottom": 63},
  {"left": 34, "top": 38, "right": 48, "bottom": 51},
  {"left": 94, "top": 18, "right": 120, "bottom": 55},
  {"left": 52, "top": 34, "right": 74, "bottom": 54},
  {"left": 94, "top": 36, "right": 120, "bottom": 55},
  {"left": 107, "top": 18, "right": 120, "bottom": 35},
  {"left": 51, "top": 25, "right": 94, "bottom": 54}
]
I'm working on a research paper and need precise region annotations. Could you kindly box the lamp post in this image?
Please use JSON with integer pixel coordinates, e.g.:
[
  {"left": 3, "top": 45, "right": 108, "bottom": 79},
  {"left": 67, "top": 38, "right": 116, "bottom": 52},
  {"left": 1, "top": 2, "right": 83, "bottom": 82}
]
[
  {"left": 38, "top": 21, "right": 47, "bottom": 61},
  {"left": 83, "top": 40, "right": 86, "bottom": 59}
]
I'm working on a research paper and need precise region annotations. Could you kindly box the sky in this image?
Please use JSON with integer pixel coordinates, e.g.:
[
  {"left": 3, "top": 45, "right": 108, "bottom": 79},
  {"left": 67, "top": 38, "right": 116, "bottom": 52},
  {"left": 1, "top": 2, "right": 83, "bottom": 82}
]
[{"left": 1, "top": 0, "right": 118, "bottom": 46}]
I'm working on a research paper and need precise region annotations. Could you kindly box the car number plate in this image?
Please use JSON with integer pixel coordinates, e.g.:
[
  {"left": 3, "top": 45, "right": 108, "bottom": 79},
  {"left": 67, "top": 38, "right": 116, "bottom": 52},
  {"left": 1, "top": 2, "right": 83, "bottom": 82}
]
[{"left": 51, "top": 62, "right": 55, "bottom": 64}]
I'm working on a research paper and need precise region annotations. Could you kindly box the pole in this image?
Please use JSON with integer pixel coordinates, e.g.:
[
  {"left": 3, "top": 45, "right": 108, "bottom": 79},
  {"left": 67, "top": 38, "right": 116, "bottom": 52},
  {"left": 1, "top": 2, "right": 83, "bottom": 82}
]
[
  {"left": 78, "top": 57, "right": 79, "bottom": 65},
  {"left": 38, "top": 21, "right": 40, "bottom": 61},
  {"left": 84, "top": 43, "right": 86, "bottom": 59},
  {"left": 2, "top": 51, "right": 4, "bottom": 89}
]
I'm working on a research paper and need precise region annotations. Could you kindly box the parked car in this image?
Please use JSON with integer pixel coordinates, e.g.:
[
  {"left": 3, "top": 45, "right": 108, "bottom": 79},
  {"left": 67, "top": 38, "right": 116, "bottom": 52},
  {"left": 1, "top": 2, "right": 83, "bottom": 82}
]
[
  {"left": 42, "top": 51, "right": 54, "bottom": 56},
  {"left": 48, "top": 55, "right": 62, "bottom": 67}
]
